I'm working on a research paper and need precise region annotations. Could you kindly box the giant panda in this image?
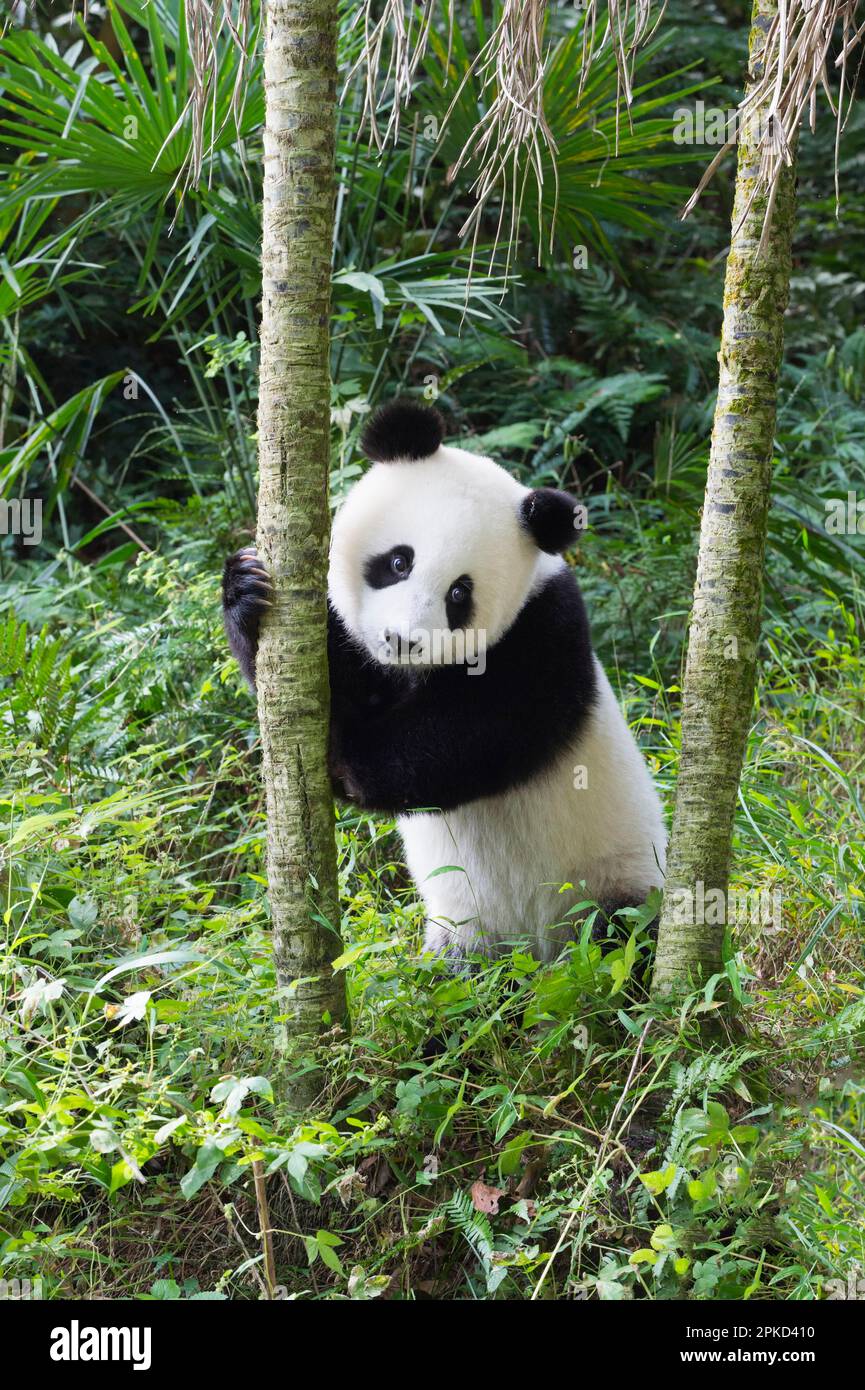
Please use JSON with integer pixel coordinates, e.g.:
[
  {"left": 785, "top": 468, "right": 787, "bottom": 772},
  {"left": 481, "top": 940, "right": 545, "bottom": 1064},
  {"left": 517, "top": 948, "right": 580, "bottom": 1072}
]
[{"left": 222, "top": 400, "right": 666, "bottom": 963}]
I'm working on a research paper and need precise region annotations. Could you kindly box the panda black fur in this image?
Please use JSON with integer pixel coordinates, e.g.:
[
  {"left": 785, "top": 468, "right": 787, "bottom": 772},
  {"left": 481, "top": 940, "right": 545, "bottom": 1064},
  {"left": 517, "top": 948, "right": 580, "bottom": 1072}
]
[{"left": 222, "top": 400, "right": 666, "bottom": 962}]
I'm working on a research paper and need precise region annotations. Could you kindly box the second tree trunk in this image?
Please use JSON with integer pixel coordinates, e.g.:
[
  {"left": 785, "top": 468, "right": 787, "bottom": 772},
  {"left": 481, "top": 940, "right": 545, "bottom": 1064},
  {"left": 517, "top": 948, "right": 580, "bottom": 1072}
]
[{"left": 652, "top": 0, "right": 797, "bottom": 995}]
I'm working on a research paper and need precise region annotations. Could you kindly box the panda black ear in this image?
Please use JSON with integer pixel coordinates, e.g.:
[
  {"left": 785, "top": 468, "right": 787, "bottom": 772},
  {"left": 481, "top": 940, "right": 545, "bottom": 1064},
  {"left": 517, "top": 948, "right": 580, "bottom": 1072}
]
[
  {"left": 361, "top": 398, "right": 444, "bottom": 463},
  {"left": 521, "top": 488, "right": 580, "bottom": 554}
]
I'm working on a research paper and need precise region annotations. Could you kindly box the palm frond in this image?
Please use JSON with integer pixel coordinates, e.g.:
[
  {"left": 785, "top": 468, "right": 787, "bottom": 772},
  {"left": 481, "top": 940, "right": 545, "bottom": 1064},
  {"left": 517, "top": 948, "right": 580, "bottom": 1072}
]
[{"left": 0, "top": 1, "right": 262, "bottom": 215}]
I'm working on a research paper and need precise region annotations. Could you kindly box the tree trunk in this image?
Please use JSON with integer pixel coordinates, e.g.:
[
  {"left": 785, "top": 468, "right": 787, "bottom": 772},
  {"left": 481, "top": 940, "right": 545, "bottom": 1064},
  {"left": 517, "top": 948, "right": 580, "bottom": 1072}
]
[
  {"left": 256, "top": 0, "right": 346, "bottom": 1101},
  {"left": 651, "top": 0, "right": 797, "bottom": 996}
]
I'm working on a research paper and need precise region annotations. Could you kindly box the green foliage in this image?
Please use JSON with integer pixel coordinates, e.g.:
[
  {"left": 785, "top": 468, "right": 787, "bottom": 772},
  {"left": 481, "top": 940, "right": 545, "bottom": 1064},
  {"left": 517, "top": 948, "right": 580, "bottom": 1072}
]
[{"left": 0, "top": 2, "right": 263, "bottom": 212}]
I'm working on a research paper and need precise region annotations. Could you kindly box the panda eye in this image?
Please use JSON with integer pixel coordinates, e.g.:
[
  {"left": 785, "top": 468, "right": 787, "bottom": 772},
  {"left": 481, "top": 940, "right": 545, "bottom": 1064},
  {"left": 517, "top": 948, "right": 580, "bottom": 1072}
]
[
  {"left": 449, "top": 581, "right": 469, "bottom": 605},
  {"left": 390, "top": 552, "right": 410, "bottom": 578}
]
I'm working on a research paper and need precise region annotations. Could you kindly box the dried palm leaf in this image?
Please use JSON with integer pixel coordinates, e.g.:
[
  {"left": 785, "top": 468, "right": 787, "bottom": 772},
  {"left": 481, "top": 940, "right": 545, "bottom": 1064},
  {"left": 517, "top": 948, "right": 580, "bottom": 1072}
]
[
  {"left": 342, "top": 0, "right": 440, "bottom": 153},
  {"left": 351, "top": 0, "right": 666, "bottom": 277},
  {"left": 683, "top": 1, "right": 865, "bottom": 254},
  {"left": 172, "top": 0, "right": 254, "bottom": 192},
  {"left": 69, "top": 1, "right": 863, "bottom": 271}
]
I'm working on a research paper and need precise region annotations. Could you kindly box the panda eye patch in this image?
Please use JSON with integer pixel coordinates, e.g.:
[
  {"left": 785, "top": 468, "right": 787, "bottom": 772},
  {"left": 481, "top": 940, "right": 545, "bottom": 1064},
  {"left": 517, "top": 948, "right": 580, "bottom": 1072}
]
[
  {"left": 444, "top": 575, "right": 474, "bottom": 630},
  {"left": 364, "top": 545, "right": 414, "bottom": 589}
]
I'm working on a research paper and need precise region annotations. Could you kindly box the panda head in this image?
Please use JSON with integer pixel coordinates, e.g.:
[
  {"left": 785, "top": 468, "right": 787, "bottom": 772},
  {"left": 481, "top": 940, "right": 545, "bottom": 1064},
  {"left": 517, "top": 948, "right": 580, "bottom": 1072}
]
[{"left": 329, "top": 400, "right": 580, "bottom": 667}]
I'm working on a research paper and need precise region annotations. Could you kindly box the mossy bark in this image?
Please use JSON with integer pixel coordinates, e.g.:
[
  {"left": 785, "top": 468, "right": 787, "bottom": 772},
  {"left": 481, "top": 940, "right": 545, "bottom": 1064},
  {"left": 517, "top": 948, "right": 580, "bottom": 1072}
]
[
  {"left": 651, "top": 0, "right": 797, "bottom": 997},
  {"left": 256, "top": 0, "right": 345, "bottom": 1101}
]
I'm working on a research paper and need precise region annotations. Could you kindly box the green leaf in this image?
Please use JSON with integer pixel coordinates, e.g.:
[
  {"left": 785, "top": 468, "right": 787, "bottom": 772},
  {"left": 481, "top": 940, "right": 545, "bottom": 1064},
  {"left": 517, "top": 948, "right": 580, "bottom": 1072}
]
[
  {"left": 639, "top": 1163, "right": 676, "bottom": 1195},
  {"left": 180, "top": 1141, "right": 224, "bottom": 1199},
  {"left": 318, "top": 1243, "right": 345, "bottom": 1276},
  {"left": 499, "top": 1130, "right": 532, "bottom": 1179},
  {"left": 90, "top": 1126, "right": 120, "bottom": 1155},
  {"left": 68, "top": 894, "right": 98, "bottom": 930},
  {"left": 8, "top": 810, "right": 76, "bottom": 846},
  {"left": 1, "top": 374, "right": 125, "bottom": 497},
  {"left": 334, "top": 272, "right": 388, "bottom": 329},
  {"left": 434, "top": 1070, "right": 468, "bottom": 1146},
  {"left": 650, "top": 1224, "right": 678, "bottom": 1253},
  {"left": 109, "top": 1160, "right": 135, "bottom": 1195},
  {"left": 92, "top": 947, "right": 223, "bottom": 993},
  {"left": 687, "top": 1170, "right": 717, "bottom": 1202},
  {"left": 331, "top": 942, "right": 369, "bottom": 971}
]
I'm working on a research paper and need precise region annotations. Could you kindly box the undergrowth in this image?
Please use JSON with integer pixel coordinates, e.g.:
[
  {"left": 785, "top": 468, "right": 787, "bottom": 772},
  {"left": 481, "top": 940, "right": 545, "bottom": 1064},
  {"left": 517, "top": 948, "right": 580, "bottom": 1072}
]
[{"left": 1, "top": 477, "right": 862, "bottom": 1301}]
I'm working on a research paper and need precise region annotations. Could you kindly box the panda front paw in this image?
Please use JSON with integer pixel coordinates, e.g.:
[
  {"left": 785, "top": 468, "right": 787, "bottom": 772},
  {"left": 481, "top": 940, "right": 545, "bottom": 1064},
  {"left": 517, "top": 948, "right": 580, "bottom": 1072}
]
[{"left": 222, "top": 546, "right": 273, "bottom": 690}]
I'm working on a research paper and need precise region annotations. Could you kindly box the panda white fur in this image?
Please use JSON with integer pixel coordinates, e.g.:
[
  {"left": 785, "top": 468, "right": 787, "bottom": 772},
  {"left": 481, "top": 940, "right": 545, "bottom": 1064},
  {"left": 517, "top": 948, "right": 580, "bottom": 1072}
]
[{"left": 223, "top": 400, "right": 666, "bottom": 963}]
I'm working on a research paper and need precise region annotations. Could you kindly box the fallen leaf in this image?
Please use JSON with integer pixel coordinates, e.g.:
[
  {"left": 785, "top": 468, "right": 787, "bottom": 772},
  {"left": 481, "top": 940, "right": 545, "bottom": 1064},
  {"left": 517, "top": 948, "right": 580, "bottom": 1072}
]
[
  {"left": 471, "top": 1179, "right": 505, "bottom": 1215},
  {"left": 336, "top": 1169, "right": 365, "bottom": 1207}
]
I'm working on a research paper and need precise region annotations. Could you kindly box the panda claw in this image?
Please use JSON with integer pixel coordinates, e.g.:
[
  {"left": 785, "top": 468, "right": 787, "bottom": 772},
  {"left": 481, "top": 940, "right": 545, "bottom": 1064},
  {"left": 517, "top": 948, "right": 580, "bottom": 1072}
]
[
  {"left": 237, "top": 559, "right": 271, "bottom": 582},
  {"left": 223, "top": 550, "right": 274, "bottom": 610}
]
